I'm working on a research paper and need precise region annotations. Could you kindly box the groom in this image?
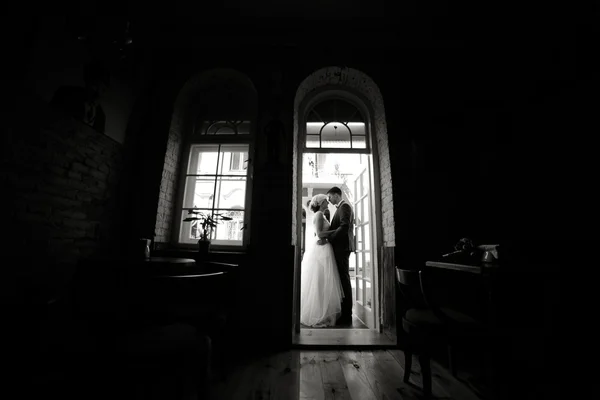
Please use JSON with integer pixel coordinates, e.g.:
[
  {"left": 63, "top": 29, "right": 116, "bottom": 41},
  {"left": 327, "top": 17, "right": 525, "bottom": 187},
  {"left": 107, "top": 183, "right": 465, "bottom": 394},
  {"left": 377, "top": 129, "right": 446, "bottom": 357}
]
[{"left": 318, "top": 186, "right": 355, "bottom": 325}]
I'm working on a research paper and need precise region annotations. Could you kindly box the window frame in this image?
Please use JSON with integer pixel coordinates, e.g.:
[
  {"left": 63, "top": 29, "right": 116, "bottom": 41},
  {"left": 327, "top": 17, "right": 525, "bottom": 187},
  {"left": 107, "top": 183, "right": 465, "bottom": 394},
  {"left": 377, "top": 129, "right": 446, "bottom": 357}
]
[{"left": 172, "top": 121, "right": 255, "bottom": 251}]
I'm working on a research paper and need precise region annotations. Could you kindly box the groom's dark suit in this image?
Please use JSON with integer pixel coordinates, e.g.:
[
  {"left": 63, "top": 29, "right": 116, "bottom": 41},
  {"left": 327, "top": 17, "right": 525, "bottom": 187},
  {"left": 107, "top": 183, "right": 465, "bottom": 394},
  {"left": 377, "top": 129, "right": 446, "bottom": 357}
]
[{"left": 328, "top": 200, "right": 355, "bottom": 321}]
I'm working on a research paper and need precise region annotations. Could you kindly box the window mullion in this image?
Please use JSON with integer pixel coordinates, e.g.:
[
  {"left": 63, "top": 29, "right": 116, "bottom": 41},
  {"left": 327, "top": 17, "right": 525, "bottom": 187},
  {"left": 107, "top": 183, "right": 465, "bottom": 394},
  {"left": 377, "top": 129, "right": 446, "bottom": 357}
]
[{"left": 212, "top": 145, "right": 221, "bottom": 216}]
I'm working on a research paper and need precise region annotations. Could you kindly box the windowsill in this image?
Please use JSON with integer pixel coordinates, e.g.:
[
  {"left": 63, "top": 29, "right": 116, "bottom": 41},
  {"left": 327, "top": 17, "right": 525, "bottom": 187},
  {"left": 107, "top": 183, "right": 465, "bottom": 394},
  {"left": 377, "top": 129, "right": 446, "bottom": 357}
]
[
  {"left": 154, "top": 248, "right": 246, "bottom": 256},
  {"left": 155, "top": 242, "right": 245, "bottom": 253},
  {"left": 152, "top": 243, "right": 248, "bottom": 266}
]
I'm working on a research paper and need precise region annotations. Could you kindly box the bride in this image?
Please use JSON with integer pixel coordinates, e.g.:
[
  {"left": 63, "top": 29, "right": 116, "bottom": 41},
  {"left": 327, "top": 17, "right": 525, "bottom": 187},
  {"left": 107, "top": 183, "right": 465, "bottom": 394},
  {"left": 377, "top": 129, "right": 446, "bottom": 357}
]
[{"left": 300, "top": 194, "right": 344, "bottom": 327}]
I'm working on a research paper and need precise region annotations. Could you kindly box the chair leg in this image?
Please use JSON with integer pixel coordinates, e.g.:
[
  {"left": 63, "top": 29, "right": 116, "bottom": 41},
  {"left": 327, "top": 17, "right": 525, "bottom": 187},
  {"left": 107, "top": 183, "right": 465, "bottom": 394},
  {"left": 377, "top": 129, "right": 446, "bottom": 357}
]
[
  {"left": 403, "top": 350, "right": 413, "bottom": 383},
  {"left": 418, "top": 354, "right": 432, "bottom": 398},
  {"left": 448, "top": 345, "right": 457, "bottom": 377}
]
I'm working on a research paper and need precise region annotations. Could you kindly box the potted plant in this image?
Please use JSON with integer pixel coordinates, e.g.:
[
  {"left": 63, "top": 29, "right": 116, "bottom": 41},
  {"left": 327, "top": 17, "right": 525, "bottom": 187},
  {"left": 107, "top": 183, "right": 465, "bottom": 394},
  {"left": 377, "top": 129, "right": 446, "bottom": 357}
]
[{"left": 183, "top": 209, "right": 233, "bottom": 254}]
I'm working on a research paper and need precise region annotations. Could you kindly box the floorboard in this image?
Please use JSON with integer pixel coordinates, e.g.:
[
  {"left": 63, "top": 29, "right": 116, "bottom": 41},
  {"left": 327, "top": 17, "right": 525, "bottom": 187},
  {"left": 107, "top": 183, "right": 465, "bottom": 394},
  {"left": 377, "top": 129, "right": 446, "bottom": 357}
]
[
  {"left": 209, "top": 349, "right": 487, "bottom": 400},
  {"left": 294, "top": 329, "right": 396, "bottom": 346}
]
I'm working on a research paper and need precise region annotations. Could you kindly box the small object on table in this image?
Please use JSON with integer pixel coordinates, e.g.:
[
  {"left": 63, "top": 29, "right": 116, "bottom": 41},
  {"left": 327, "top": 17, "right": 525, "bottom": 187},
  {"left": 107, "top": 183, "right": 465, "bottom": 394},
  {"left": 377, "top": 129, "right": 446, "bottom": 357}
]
[
  {"left": 138, "top": 238, "right": 151, "bottom": 260},
  {"left": 477, "top": 244, "right": 500, "bottom": 263}
]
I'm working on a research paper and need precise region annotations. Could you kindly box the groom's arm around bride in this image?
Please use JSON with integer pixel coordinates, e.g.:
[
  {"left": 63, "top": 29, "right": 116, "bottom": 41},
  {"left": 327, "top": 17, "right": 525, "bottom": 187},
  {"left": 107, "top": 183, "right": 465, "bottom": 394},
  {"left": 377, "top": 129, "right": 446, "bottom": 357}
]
[{"left": 317, "top": 202, "right": 353, "bottom": 250}]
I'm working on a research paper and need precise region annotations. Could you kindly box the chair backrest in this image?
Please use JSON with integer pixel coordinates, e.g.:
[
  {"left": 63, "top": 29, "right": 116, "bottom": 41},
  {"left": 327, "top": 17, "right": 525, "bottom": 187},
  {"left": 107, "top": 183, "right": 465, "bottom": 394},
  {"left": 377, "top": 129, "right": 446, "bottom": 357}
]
[
  {"left": 396, "top": 266, "right": 456, "bottom": 323},
  {"left": 395, "top": 267, "right": 429, "bottom": 310},
  {"left": 396, "top": 267, "right": 421, "bottom": 287}
]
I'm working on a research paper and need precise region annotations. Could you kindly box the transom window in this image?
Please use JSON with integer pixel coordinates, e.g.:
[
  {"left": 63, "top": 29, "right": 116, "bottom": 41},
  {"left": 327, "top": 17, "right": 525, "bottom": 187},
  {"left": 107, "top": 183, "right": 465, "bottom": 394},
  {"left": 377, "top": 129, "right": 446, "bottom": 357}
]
[{"left": 305, "top": 98, "right": 368, "bottom": 150}]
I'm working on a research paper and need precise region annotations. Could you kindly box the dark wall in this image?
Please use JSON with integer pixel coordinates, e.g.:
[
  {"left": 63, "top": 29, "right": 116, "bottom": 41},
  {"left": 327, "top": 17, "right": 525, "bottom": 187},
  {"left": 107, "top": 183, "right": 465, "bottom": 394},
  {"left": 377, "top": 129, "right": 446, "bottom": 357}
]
[
  {"left": 4, "top": 10, "right": 583, "bottom": 358},
  {"left": 1, "top": 16, "right": 141, "bottom": 307},
  {"left": 3, "top": 97, "right": 124, "bottom": 303},
  {"left": 21, "top": 16, "right": 137, "bottom": 144},
  {"left": 383, "top": 37, "right": 590, "bottom": 267}
]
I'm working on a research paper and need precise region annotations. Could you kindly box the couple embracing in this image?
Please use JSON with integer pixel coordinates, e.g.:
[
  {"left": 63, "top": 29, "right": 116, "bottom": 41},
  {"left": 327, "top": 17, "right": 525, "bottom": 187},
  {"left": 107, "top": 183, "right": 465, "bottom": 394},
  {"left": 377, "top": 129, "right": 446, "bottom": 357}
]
[{"left": 300, "top": 187, "right": 355, "bottom": 327}]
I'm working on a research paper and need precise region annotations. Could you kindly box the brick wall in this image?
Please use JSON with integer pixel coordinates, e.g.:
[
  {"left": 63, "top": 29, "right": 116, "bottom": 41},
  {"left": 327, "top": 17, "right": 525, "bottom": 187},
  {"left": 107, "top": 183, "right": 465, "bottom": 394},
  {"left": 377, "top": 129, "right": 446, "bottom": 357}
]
[
  {"left": 154, "top": 123, "right": 183, "bottom": 243},
  {"left": 2, "top": 96, "right": 123, "bottom": 293}
]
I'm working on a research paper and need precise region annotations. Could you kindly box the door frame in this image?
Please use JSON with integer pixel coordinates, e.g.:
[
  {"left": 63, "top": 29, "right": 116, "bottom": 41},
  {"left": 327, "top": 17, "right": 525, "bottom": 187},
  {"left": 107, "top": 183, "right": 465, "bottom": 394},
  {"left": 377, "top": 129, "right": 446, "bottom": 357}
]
[{"left": 293, "top": 87, "right": 384, "bottom": 334}]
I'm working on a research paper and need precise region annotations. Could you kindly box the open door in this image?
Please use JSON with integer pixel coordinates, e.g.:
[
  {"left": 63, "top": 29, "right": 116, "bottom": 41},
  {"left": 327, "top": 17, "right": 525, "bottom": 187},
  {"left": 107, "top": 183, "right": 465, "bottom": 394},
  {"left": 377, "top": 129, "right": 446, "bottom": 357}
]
[{"left": 352, "top": 161, "right": 375, "bottom": 328}]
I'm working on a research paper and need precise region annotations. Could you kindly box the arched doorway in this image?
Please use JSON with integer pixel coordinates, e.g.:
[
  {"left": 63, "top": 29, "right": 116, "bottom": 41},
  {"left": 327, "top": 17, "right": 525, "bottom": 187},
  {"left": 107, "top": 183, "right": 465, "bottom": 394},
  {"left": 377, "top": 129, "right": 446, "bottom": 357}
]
[{"left": 292, "top": 67, "right": 396, "bottom": 345}]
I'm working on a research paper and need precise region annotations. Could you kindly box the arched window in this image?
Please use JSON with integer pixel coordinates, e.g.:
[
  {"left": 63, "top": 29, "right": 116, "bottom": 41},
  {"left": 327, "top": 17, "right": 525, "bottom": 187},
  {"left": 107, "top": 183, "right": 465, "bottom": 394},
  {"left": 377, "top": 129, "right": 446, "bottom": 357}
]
[{"left": 172, "top": 69, "right": 256, "bottom": 250}]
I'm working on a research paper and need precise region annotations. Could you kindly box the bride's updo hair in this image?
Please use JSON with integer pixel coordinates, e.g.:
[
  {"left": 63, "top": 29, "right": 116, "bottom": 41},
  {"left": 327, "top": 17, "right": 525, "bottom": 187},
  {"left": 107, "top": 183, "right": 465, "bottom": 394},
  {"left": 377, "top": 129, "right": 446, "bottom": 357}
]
[{"left": 309, "top": 194, "right": 328, "bottom": 213}]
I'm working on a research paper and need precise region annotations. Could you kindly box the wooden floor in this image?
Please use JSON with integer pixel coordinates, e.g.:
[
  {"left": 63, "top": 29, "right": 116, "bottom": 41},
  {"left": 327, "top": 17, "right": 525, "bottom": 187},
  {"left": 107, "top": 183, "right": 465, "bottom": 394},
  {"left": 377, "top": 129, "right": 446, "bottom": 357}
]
[
  {"left": 209, "top": 349, "right": 486, "bottom": 400},
  {"left": 295, "top": 313, "right": 393, "bottom": 346},
  {"left": 300, "top": 315, "right": 368, "bottom": 330},
  {"left": 294, "top": 328, "right": 396, "bottom": 346}
]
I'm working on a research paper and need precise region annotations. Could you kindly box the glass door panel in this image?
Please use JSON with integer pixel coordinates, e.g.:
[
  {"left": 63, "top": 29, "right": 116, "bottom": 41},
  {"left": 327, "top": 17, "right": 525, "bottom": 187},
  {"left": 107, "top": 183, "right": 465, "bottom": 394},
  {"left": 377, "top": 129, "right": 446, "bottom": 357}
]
[{"left": 353, "top": 161, "right": 374, "bottom": 328}]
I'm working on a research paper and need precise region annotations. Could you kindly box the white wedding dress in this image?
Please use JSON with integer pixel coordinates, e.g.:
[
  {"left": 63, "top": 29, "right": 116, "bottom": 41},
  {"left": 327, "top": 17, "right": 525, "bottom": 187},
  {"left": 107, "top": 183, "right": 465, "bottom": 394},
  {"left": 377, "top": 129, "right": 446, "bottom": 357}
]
[{"left": 300, "top": 211, "right": 344, "bottom": 327}]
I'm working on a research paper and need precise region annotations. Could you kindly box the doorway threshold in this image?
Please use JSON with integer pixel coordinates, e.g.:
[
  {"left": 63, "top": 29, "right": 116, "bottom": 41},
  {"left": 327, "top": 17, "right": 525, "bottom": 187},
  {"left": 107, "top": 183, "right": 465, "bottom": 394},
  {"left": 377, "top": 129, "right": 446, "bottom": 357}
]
[{"left": 293, "top": 328, "right": 396, "bottom": 348}]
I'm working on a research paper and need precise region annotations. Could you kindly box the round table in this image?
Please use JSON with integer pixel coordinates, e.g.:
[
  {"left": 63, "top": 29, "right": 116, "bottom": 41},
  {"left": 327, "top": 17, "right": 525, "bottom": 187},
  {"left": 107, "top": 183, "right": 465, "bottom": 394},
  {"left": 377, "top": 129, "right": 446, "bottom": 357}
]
[{"left": 143, "top": 256, "right": 196, "bottom": 266}]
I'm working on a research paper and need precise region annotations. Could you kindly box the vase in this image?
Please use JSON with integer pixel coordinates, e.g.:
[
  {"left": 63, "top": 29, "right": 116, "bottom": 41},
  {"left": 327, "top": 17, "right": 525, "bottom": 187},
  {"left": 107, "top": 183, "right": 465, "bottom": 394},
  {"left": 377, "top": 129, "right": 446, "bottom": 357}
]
[
  {"left": 197, "top": 240, "right": 211, "bottom": 257},
  {"left": 137, "top": 238, "right": 151, "bottom": 260}
]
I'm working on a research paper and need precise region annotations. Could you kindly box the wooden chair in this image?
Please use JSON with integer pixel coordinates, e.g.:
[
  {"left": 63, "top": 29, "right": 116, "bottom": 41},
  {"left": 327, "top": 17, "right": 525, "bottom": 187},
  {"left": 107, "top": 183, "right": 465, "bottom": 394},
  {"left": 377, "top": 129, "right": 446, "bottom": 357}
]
[
  {"left": 121, "top": 322, "right": 212, "bottom": 400},
  {"left": 396, "top": 266, "right": 482, "bottom": 397},
  {"left": 143, "top": 270, "right": 233, "bottom": 381}
]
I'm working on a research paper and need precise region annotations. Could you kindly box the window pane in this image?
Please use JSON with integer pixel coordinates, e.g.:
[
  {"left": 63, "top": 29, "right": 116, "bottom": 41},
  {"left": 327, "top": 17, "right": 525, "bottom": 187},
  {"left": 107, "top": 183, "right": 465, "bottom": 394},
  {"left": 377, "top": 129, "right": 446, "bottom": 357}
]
[
  {"left": 182, "top": 176, "right": 216, "bottom": 209},
  {"left": 364, "top": 222, "right": 371, "bottom": 252},
  {"left": 361, "top": 173, "right": 369, "bottom": 198},
  {"left": 357, "top": 250, "right": 363, "bottom": 274},
  {"left": 306, "top": 135, "right": 320, "bottom": 148},
  {"left": 347, "top": 122, "right": 366, "bottom": 135},
  {"left": 366, "top": 281, "right": 372, "bottom": 308},
  {"left": 363, "top": 195, "right": 370, "bottom": 224},
  {"left": 306, "top": 122, "right": 323, "bottom": 134},
  {"left": 357, "top": 279, "right": 363, "bottom": 302},
  {"left": 358, "top": 174, "right": 364, "bottom": 197},
  {"left": 365, "top": 251, "right": 372, "bottom": 281},
  {"left": 180, "top": 208, "right": 213, "bottom": 241},
  {"left": 182, "top": 218, "right": 198, "bottom": 241},
  {"left": 214, "top": 176, "right": 247, "bottom": 209},
  {"left": 351, "top": 135, "right": 367, "bottom": 149},
  {"left": 212, "top": 210, "right": 245, "bottom": 242},
  {"left": 189, "top": 145, "right": 219, "bottom": 175},
  {"left": 358, "top": 199, "right": 364, "bottom": 225},
  {"left": 321, "top": 139, "right": 352, "bottom": 149},
  {"left": 218, "top": 145, "right": 250, "bottom": 175},
  {"left": 321, "top": 123, "right": 350, "bottom": 142}
]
